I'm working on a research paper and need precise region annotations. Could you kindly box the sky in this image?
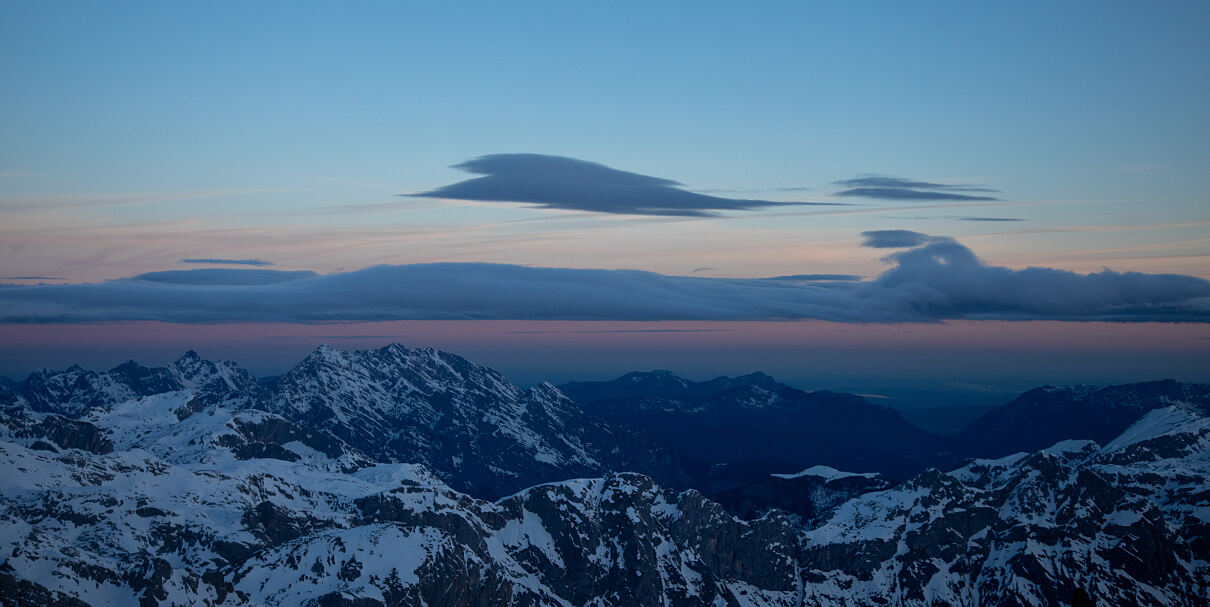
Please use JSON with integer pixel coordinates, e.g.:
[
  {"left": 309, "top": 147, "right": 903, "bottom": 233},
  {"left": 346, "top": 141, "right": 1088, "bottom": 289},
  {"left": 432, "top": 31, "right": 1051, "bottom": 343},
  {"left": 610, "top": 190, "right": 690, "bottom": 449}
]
[{"left": 1, "top": 2, "right": 1208, "bottom": 402}]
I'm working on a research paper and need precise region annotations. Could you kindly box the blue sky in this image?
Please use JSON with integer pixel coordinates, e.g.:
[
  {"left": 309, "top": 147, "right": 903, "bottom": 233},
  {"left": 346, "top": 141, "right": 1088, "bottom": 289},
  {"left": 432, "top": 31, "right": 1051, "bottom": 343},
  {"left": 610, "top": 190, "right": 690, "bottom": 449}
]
[
  {"left": 1, "top": 2, "right": 1208, "bottom": 389},
  {"left": 3, "top": 2, "right": 1208, "bottom": 200}
]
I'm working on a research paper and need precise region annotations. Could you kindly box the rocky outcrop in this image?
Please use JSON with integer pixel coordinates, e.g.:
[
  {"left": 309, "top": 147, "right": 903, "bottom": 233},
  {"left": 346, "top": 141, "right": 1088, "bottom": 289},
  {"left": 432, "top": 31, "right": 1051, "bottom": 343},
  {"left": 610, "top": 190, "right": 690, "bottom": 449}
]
[{"left": 711, "top": 465, "right": 892, "bottom": 523}]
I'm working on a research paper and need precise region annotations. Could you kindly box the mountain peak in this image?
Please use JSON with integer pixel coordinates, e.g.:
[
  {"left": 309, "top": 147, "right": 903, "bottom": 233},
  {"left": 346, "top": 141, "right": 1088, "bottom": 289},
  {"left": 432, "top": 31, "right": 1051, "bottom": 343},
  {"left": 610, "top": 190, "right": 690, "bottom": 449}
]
[
  {"left": 378, "top": 342, "right": 408, "bottom": 356},
  {"left": 303, "top": 343, "right": 349, "bottom": 365},
  {"left": 621, "top": 369, "right": 684, "bottom": 382}
]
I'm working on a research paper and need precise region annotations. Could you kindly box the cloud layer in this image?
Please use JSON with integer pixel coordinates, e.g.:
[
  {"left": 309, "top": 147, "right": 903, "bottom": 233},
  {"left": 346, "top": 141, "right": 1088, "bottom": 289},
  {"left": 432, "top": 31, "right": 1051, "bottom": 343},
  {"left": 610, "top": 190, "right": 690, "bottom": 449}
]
[
  {"left": 412, "top": 154, "right": 840, "bottom": 217},
  {"left": 834, "top": 175, "right": 1000, "bottom": 201},
  {"left": 2, "top": 236, "right": 1207, "bottom": 324}
]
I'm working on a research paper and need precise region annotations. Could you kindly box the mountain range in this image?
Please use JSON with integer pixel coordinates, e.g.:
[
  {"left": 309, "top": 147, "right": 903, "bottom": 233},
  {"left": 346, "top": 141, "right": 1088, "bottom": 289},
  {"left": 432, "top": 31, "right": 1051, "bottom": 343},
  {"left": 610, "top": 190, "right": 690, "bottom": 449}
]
[{"left": 1, "top": 343, "right": 1207, "bottom": 606}]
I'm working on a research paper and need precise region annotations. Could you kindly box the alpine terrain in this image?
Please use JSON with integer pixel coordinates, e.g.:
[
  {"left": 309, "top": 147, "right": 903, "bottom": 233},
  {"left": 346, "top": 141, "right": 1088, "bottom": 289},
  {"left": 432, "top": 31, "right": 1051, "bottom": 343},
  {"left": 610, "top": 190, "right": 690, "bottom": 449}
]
[{"left": 1, "top": 344, "right": 1207, "bottom": 606}]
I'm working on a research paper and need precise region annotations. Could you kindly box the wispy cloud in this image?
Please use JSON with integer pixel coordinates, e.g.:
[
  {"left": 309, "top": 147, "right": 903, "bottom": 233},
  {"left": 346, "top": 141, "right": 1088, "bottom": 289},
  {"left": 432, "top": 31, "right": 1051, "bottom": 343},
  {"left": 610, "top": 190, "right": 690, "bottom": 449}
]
[
  {"left": 833, "top": 175, "right": 1000, "bottom": 202},
  {"left": 761, "top": 274, "right": 863, "bottom": 282},
  {"left": 511, "top": 329, "right": 733, "bottom": 334},
  {"left": 956, "top": 216, "right": 1024, "bottom": 222},
  {"left": 180, "top": 258, "right": 275, "bottom": 266},
  {"left": 3, "top": 235, "right": 1206, "bottom": 324},
  {"left": 0, "top": 188, "right": 291, "bottom": 213},
  {"left": 411, "top": 154, "right": 845, "bottom": 217}
]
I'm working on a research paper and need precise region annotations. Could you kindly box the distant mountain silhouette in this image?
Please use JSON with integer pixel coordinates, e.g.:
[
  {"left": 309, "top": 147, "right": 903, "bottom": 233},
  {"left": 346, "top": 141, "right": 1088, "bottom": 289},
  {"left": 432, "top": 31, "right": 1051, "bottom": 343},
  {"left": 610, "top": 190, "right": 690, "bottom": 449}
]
[
  {"left": 949, "top": 379, "right": 1210, "bottom": 458},
  {"left": 560, "top": 371, "right": 940, "bottom": 479}
]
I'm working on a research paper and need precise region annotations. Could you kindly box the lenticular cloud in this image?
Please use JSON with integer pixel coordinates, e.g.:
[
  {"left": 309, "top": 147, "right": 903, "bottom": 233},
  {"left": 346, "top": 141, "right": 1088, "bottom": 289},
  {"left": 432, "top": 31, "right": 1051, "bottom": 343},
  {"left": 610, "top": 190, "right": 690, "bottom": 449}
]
[
  {"left": 1, "top": 236, "right": 1207, "bottom": 323},
  {"left": 410, "top": 154, "right": 839, "bottom": 217}
]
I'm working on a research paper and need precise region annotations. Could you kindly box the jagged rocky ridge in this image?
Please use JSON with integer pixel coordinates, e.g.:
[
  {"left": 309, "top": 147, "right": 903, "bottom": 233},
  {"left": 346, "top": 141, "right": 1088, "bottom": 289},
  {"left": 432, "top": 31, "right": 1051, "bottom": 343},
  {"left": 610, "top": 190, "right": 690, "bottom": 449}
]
[
  {"left": 12, "top": 346, "right": 688, "bottom": 499},
  {"left": 1, "top": 346, "right": 1208, "bottom": 606},
  {"left": 263, "top": 344, "right": 689, "bottom": 498}
]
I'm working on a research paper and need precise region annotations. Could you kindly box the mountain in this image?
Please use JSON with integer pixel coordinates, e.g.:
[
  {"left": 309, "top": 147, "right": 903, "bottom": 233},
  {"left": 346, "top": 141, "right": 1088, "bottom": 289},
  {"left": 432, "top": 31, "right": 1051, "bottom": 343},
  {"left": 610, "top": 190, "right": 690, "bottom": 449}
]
[
  {"left": 20, "top": 351, "right": 264, "bottom": 417},
  {"left": 558, "top": 369, "right": 780, "bottom": 403},
  {"left": 800, "top": 404, "right": 1210, "bottom": 606},
  {"left": 560, "top": 370, "right": 941, "bottom": 479},
  {"left": 0, "top": 389, "right": 801, "bottom": 607},
  {"left": 950, "top": 379, "right": 1210, "bottom": 458},
  {"left": 11, "top": 345, "right": 691, "bottom": 499},
  {"left": 2, "top": 369, "right": 1207, "bottom": 606},
  {"left": 15, "top": 349, "right": 1206, "bottom": 498},
  {"left": 262, "top": 344, "right": 690, "bottom": 498}
]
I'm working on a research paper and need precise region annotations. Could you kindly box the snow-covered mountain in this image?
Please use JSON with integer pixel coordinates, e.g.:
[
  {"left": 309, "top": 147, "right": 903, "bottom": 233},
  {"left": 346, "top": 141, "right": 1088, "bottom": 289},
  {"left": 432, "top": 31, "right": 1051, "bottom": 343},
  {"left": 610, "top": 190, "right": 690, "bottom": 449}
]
[
  {"left": 263, "top": 344, "right": 689, "bottom": 498},
  {"left": 799, "top": 403, "right": 1210, "bottom": 606},
  {"left": 2, "top": 346, "right": 1208, "bottom": 606},
  {"left": 1, "top": 388, "right": 800, "bottom": 606},
  {"left": 21, "top": 351, "right": 264, "bottom": 417},
  {"left": 9, "top": 345, "right": 690, "bottom": 499}
]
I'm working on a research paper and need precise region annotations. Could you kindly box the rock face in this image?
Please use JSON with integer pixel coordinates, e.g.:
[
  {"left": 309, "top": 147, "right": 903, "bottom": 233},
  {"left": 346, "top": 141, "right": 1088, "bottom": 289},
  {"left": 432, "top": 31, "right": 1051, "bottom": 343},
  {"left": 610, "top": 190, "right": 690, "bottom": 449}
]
[
  {"left": 710, "top": 465, "right": 893, "bottom": 524},
  {"left": 2, "top": 346, "right": 1209, "bottom": 606}
]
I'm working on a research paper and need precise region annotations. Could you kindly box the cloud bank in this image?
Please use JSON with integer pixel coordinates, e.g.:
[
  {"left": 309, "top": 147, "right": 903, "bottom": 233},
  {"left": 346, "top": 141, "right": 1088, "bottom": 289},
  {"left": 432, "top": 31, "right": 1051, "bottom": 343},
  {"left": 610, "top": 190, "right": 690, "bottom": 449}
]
[
  {"left": 834, "top": 175, "right": 1000, "bottom": 201},
  {"left": 2, "top": 235, "right": 1207, "bottom": 324},
  {"left": 412, "top": 154, "right": 841, "bottom": 217}
]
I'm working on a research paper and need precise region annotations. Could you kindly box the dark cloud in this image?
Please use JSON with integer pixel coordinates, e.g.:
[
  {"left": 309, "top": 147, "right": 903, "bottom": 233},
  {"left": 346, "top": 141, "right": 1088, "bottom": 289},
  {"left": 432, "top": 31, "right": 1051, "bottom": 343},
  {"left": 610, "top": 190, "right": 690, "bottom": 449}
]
[
  {"left": 833, "top": 176, "right": 996, "bottom": 192},
  {"left": 307, "top": 335, "right": 405, "bottom": 339},
  {"left": 2, "top": 276, "right": 64, "bottom": 281},
  {"left": 835, "top": 188, "right": 999, "bottom": 201},
  {"left": 181, "top": 258, "right": 274, "bottom": 266},
  {"left": 691, "top": 267, "right": 716, "bottom": 273},
  {"left": 3, "top": 235, "right": 1207, "bottom": 323},
  {"left": 870, "top": 240, "right": 1210, "bottom": 321},
  {"left": 411, "top": 154, "right": 844, "bottom": 217},
  {"left": 133, "top": 269, "right": 316, "bottom": 286},
  {"left": 833, "top": 175, "right": 1000, "bottom": 202},
  {"left": 956, "top": 217, "right": 1024, "bottom": 222},
  {"left": 861, "top": 230, "right": 950, "bottom": 248}
]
